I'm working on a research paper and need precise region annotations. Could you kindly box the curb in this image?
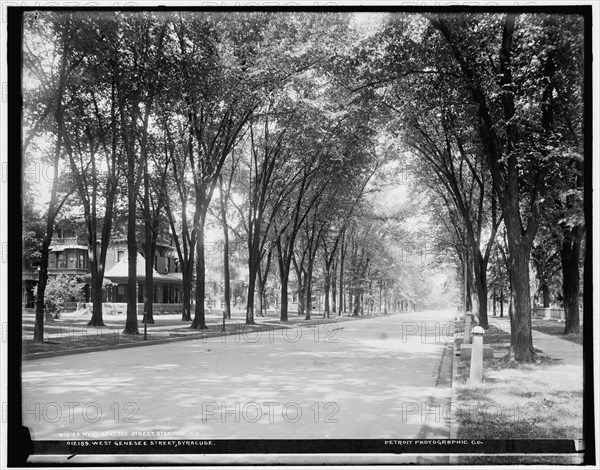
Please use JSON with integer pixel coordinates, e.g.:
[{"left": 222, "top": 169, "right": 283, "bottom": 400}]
[
  {"left": 449, "top": 322, "right": 461, "bottom": 440},
  {"left": 448, "top": 321, "right": 461, "bottom": 465},
  {"left": 23, "top": 323, "right": 273, "bottom": 361},
  {"left": 22, "top": 313, "right": 385, "bottom": 361}
]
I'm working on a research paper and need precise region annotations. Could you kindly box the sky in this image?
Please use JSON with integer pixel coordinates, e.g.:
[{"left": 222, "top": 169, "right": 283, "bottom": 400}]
[{"left": 350, "top": 12, "right": 387, "bottom": 39}]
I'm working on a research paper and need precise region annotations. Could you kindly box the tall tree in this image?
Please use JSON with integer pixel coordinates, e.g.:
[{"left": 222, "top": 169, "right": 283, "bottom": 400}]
[
  {"left": 161, "top": 113, "right": 197, "bottom": 322},
  {"left": 60, "top": 17, "right": 121, "bottom": 327},
  {"left": 172, "top": 14, "right": 259, "bottom": 329},
  {"left": 426, "top": 13, "right": 583, "bottom": 360},
  {"left": 24, "top": 13, "right": 79, "bottom": 341}
]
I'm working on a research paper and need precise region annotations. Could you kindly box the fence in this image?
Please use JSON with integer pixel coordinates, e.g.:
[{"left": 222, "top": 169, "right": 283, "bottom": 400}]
[{"left": 533, "top": 307, "right": 565, "bottom": 321}]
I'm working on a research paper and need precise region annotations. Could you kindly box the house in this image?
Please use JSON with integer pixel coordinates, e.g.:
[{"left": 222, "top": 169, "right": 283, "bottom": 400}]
[
  {"left": 100, "top": 243, "right": 183, "bottom": 304},
  {"left": 23, "top": 228, "right": 185, "bottom": 309},
  {"left": 21, "top": 229, "right": 90, "bottom": 308}
]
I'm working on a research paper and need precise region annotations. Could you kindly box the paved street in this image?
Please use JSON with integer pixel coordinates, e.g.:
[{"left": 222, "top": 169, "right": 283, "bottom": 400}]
[{"left": 22, "top": 309, "right": 454, "bottom": 441}]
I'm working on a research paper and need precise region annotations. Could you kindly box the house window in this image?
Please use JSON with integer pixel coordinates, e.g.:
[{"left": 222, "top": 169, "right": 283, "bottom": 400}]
[
  {"left": 68, "top": 251, "right": 76, "bottom": 268},
  {"left": 166, "top": 257, "right": 171, "bottom": 273},
  {"left": 58, "top": 253, "right": 66, "bottom": 269},
  {"left": 117, "top": 250, "right": 124, "bottom": 262},
  {"left": 79, "top": 252, "right": 86, "bottom": 269}
]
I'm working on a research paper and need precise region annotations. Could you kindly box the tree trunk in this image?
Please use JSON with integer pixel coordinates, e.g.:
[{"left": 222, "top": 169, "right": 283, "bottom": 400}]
[
  {"left": 88, "top": 272, "right": 105, "bottom": 327},
  {"left": 297, "top": 285, "right": 305, "bottom": 316},
  {"left": 561, "top": 225, "right": 583, "bottom": 334},
  {"left": 352, "top": 292, "right": 360, "bottom": 316},
  {"left": 87, "top": 276, "right": 105, "bottom": 327},
  {"left": 219, "top": 176, "right": 231, "bottom": 319},
  {"left": 222, "top": 241, "right": 231, "bottom": 319},
  {"left": 348, "top": 287, "right": 353, "bottom": 315},
  {"left": 280, "top": 273, "right": 289, "bottom": 322},
  {"left": 323, "top": 269, "right": 331, "bottom": 319},
  {"left": 123, "top": 182, "right": 139, "bottom": 335},
  {"left": 331, "top": 261, "right": 337, "bottom": 315},
  {"left": 541, "top": 283, "right": 550, "bottom": 308},
  {"left": 473, "top": 254, "right": 489, "bottom": 328},
  {"left": 464, "top": 253, "right": 473, "bottom": 313},
  {"left": 144, "top": 243, "right": 155, "bottom": 325},
  {"left": 181, "top": 261, "right": 193, "bottom": 321},
  {"left": 143, "top": 173, "right": 155, "bottom": 325},
  {"left": 166, "top": 200, "right": 194, "bottom": 322},
  {"left": 338, "top": 237, "right": 345, "bottom": 315},
  {"left": 507, "top": 245, "right": 536, "bottom": 361},
  {"left": 500, "top": 289, "right": 504, "bottom": 317},
  {"left": 276, "top": 238, "right": 290, "bottom": 322},
  {"left": 246, "top": 248, "right": 258, "bottom": 326},
  {"left": 304, "top": 261, "right": 313, "bottom": 321},
  {"left": 33, "top": 235, "right": 52, "bottom": 342},
  {"left": 246, "top": 266, "right": 257, "bottom": 325},
  {"left": 191, "top": 222, "right": 208, "bottom": 330},
  {"left": 245, "top": 214, "right": 261, "bottom": 325},
  {"left": 255, "top": 266, "right": 264, "bottom": 318},
  {"left": 262, "top": 289, "right": 268, "bottom": 317},
  {"left": 294, "top": 262, "right": 305, "bottom": 316},
  {"left": 383, "top": 287, "right": 388, "bottom": 315}
]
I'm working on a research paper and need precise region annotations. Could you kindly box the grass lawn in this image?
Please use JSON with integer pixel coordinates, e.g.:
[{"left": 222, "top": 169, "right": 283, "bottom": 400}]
[
  {"left": 454, "top": 324, "right": 583, "bottom": 464},
  {"left": 23, "top": 331, "right": 148, "bottom": 354},
  {"left": 22, "top": 321, "right": 275, "bottom": 355},
  {"left": 22, "top": 308, "right": 362, "bottom": 355}
]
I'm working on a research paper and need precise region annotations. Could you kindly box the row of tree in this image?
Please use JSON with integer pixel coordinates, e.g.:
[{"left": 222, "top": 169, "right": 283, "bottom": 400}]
[
  {"left": 344, "top": 12, "right": 585, "bottom": 361},
  {"left": 23, "top": 11, "right": 586, "bottom": 363},
  {"left": 23, "top": 12, "right": 432, "bottom": 343}
]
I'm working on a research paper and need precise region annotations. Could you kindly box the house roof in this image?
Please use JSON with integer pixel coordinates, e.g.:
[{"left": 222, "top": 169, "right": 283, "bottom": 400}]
[
  {"left": 50, "top": 244, "right": 87, "bottom": 252},
  {"left": 105, "top": 252, "right": 167, "bottom": 281},
  {"left": 161, "top": 272, "right": 183, "bottom": 281}
]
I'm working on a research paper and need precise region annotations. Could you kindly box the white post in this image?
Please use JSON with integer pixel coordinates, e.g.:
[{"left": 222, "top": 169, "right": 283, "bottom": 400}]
[
  {"left": 463, "top": 312, "right": 473, "bottom": 344},
  {"left": 470, "top": 326, "right": 485, "bottom": 383}
]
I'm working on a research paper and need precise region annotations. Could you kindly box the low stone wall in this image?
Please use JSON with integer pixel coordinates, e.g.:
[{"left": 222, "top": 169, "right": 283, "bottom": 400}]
[{"left": 533, "top": 307, "right": 565, "bottom": 321}]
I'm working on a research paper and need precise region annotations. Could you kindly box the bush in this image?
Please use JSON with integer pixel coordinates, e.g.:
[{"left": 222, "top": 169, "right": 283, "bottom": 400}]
[{"left": 39, "top": 274, "right": 85, "bottom": 313}]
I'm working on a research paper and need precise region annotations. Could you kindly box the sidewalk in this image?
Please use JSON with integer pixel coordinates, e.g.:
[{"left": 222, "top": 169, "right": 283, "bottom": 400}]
[{"left": 488, "top": 316, "right": 583, "bottom": 365}]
